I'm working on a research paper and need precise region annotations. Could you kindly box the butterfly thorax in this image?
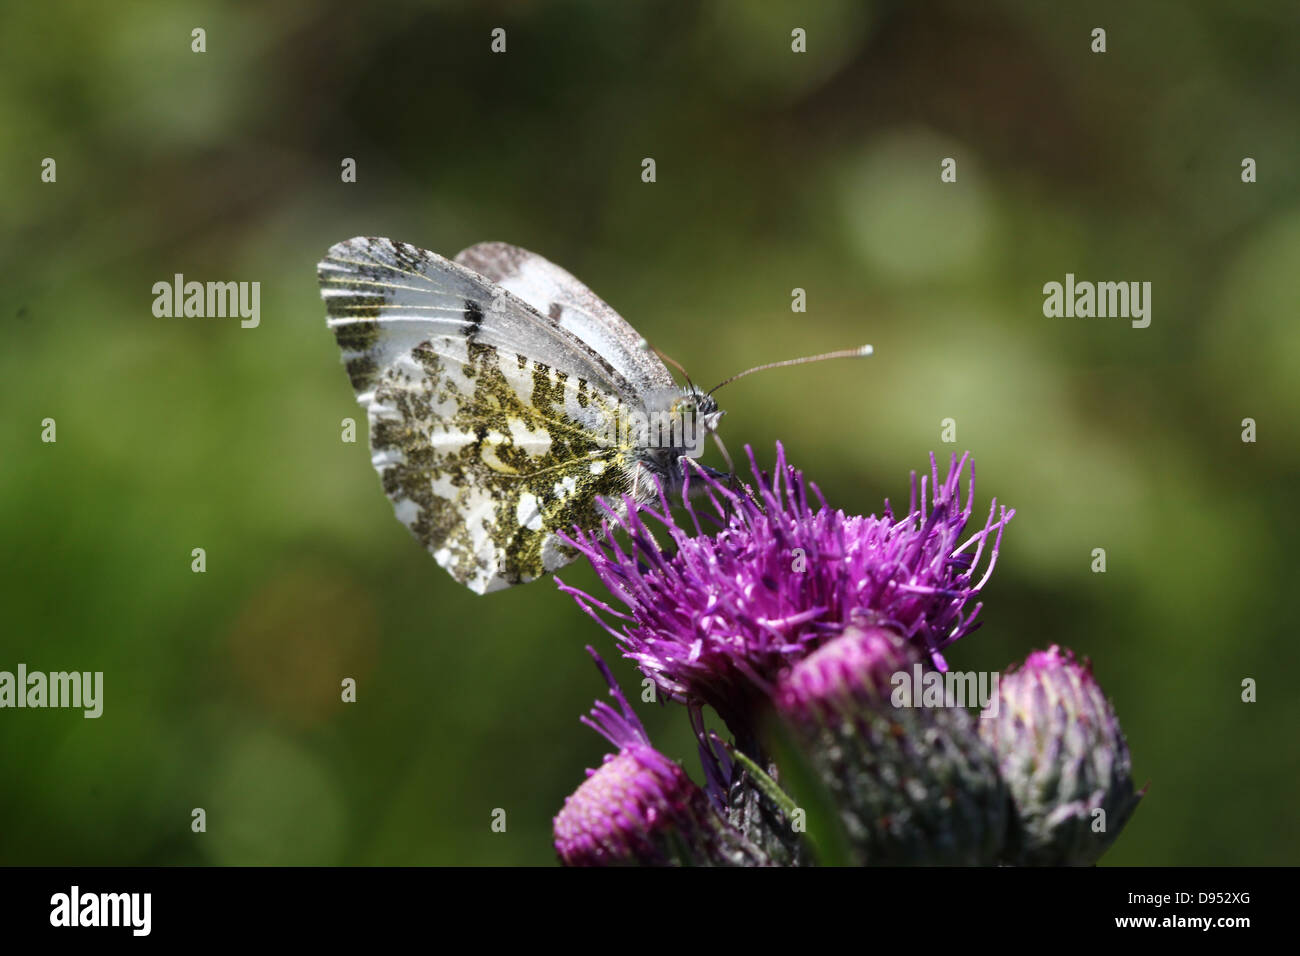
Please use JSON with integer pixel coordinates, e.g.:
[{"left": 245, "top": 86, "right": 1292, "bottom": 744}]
[{"left": 625, "top": 387, "right": 724, "bottom": 501}]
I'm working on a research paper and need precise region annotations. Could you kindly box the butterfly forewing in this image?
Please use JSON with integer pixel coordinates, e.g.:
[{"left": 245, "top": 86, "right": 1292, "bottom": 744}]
[
  {"left": 318, "top": 237, "right": 650, "bottom": 594},
  {"left": 454, "top": 242, "right": 677, "bottom": 393}
]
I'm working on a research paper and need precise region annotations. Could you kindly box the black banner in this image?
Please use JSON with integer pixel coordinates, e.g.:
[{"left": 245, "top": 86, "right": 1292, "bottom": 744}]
[{"left": 0, "top": 866, "right": 1273, "bottom": 941}]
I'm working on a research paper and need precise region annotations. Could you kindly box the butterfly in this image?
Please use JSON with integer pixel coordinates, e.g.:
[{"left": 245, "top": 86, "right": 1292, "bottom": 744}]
[{"left": 317, "top": 237, "right": 869, "bottom": 594}]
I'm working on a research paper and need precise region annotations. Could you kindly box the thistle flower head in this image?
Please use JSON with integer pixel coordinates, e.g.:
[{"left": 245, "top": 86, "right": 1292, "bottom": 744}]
[
  {"left": 557, "top": 444, "right": 1012, "bottom": 740},
  {"left": 979, "top": 645, "right": 1144, "bottom": 866},
  {"left": 552, "top": 649, "right": 763, "bottom": 867}
]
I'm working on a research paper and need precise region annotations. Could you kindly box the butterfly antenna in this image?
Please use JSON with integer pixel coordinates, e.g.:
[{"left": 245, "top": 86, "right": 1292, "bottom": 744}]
[
  {"left": 640, "top": 338, "right": 695, "bottom": 389},
  {"left": 707, "top": 345, "right": 873, "bottom": 396}
]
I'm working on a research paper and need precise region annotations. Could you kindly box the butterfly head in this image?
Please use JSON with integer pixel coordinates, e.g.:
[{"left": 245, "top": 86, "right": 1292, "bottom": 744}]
[
  {"left": 670, "top": 387, "right": 724, "bottom": 441},
  {"left": 627, "top": 386, "right": 725, "bottom": 498}
]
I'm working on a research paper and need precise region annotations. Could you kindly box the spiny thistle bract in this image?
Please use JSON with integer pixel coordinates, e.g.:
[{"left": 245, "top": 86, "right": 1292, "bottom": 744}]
[{"left": 774, "top": 624, "right": 1008, "bottom": 865}]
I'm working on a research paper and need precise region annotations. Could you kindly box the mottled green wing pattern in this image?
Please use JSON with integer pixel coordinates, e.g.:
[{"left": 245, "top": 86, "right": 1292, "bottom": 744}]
[{"left": 318, "top": 237, "right": 640, "bottom": 594}]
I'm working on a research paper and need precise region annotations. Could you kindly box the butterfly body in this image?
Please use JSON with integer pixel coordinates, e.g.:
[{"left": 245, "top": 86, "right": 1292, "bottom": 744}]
[{"left": 318, "top": 238, "right": 721, "bottom": 594}]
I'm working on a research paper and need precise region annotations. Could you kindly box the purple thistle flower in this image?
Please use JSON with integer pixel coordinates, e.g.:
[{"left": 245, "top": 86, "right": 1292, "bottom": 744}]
[
  {"left": 552, "top": 648, "right": 764, "bottom": 867},
  {"left": 556, "top": 443, "right": 1013, "bottom": 743}
]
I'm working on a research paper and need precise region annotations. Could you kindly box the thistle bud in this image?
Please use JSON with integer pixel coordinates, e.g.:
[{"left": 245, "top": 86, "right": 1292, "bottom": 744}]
[
  {"left": 774, "top": 625, "right": 1008, "bottom": 865},
  {"left": 554, "top": 743, "right": 762, "bottom": 866},
  {"left": 554, "top": 648, "right": 765, "bottom": 866},
  {"left": 979, "top": 645, "right": 1143, "bottom": 865}
]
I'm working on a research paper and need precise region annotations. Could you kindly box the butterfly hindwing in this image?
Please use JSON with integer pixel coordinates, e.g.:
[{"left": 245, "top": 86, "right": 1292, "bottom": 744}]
[{"left": 318, "top": 237, "right": 643, "bottom": 594}]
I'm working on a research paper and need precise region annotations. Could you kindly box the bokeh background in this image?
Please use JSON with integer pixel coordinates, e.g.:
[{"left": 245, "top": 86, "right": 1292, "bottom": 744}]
[{"left": 3, "top": 0, "right": 1298, "bottom": 865}]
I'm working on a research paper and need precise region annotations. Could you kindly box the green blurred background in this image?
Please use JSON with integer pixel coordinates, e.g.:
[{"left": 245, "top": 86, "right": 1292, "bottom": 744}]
[{"left": 3, "top": 0, "right": 1298, "bottom": 865}]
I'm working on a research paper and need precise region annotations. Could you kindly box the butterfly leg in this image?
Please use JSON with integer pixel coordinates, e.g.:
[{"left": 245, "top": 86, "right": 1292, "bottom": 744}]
[{"left": 711, "top": 432, "right": 738, "bottom": 491}]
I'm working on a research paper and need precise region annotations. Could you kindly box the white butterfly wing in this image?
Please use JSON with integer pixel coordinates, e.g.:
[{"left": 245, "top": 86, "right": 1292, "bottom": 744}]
[
  {"left": 455, "top": 242, "right": 677, "bottom": 393},
  {"left": 318, "top": 237, "right": 640, "bottom": 594},
  {"left": 319, "top": 237, "right": 634, "bottom": 401}
]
